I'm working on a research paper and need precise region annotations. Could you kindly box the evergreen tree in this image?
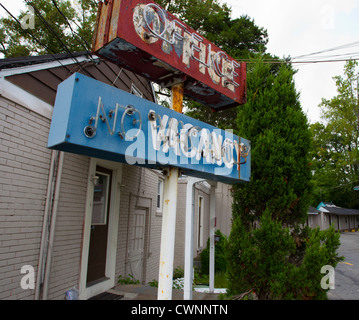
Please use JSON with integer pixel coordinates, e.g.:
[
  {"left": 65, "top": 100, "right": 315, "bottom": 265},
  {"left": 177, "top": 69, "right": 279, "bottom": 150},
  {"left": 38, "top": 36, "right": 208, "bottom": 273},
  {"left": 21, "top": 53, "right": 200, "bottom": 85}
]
[
  {"left": 233, "top": 57, "right": 312, "bottom": 227},
  {"left": 226, "top": 57, "right": 343, "bottom": 300}
]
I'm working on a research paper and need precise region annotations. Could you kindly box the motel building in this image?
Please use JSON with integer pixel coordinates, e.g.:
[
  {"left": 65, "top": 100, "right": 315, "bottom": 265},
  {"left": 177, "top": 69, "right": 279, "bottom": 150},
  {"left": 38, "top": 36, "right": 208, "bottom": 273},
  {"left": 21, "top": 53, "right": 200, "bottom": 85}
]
[
  {"left": 306, "top": 202, "right": 359, "bottom": 232},
  {"left": 0, "top": 52, "right": 233, "bottom": 300}
]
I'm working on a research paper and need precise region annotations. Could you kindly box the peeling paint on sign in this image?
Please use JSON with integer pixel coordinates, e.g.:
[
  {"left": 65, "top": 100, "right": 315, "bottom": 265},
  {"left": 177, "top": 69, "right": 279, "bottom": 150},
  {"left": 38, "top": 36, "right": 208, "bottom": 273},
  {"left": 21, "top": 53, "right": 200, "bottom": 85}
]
[{"left": 92, "top": 0, "right": 246, "bottom": 111}]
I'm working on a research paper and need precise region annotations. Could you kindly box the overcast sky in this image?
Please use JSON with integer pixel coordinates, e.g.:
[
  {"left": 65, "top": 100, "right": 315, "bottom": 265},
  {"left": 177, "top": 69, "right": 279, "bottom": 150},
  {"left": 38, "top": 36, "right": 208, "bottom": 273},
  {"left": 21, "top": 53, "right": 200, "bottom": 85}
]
[
  {"left": 222, "top": 0, "right": 359, "bottom": 123},
  {"left": 1, "top": 0, "right": 359, "bottom": 124}
]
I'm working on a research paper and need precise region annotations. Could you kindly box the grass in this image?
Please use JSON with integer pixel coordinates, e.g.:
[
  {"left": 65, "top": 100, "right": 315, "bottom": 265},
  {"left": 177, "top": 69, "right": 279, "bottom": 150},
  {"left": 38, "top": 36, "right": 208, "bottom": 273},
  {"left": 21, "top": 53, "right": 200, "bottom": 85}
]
[
  {"left": 194, "top": 269, "right": 228, "bottom": 288},
  {"left": 214, "top": 271, "right": 228, "bottom": 288}
]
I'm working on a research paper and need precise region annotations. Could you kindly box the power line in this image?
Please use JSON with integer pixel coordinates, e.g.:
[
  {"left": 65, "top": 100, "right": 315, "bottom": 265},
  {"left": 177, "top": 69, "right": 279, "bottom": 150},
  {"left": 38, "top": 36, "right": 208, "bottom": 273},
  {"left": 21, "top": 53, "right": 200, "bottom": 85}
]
[
  {"left": 24, "top": 2, "right": 78, "bottom": 59},
  {"left": 51, "top": 0, "right": 96, "bottom": 63},
  {"left": 292, "top": 41, "right": 359, "bottom": 60},
  {"left": 240, "top": 40, "right": 359, "bottom": 65},
  {"left": 0, "top": 2, "right": 66, "bottom": 67},
  {"left": 242, "top": 58, "right": 359, "bottom": 65},
  {"left": 22, "top": 0, "right": 91, "bottom": 76}
]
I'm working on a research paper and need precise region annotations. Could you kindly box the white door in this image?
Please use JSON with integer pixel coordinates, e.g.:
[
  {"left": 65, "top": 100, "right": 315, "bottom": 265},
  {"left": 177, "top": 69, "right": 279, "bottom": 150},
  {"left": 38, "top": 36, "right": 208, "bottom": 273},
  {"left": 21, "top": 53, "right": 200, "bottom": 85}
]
[
  {"left": 128, "top": 208, "right": 147, "bottom": 283},
  {"left": 79, "top": 159, "right": 122, "bottom": 300}
]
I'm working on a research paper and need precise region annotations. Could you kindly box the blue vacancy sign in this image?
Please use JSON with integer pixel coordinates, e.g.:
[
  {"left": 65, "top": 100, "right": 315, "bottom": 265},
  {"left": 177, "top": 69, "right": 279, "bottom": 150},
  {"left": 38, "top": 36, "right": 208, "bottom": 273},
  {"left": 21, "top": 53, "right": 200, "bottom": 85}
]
[{"left": 48, "top": 73, "right": 250, "bottom": 184}]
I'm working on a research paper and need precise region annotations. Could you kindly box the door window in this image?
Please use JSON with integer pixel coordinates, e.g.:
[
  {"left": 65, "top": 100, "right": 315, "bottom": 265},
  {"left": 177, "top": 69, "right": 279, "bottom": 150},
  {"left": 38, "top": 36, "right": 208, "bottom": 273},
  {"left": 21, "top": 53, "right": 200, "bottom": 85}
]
[{"left": 92, "top": 172, "right": 110, "bottom": 225}]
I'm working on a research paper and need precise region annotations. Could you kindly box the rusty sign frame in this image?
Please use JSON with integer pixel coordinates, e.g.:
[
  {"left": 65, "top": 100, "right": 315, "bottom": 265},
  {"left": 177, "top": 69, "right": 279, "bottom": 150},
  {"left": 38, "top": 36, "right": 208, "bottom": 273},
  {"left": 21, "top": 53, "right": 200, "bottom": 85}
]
[{"left": 92, "top": 0, "right": 246, "bottom": 111}]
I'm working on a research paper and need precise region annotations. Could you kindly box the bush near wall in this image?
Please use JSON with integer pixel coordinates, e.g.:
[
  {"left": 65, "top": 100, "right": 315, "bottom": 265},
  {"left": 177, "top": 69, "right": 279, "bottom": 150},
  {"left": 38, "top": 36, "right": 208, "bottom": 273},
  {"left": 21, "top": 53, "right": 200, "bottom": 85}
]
[{"left": 200, "top": 230, "right": 228, "bottom": 275}]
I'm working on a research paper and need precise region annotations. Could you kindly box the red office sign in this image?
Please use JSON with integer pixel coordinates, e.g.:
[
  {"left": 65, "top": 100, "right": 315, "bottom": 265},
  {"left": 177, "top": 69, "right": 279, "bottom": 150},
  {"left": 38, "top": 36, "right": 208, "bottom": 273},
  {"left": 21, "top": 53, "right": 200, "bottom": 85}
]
[{"left": 92, "top": 0, "right": 246, "bottom": 111}]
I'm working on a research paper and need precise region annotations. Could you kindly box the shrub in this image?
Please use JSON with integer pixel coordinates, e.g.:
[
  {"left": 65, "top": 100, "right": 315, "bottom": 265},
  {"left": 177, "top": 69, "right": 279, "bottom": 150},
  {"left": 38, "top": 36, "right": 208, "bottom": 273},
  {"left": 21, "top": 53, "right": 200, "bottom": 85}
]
[
  {"left": 226, "top": 212, "right": 343, "bottom": 300},
  {"left": 200, "top": 230, "right": 228, "bottom": 275}
]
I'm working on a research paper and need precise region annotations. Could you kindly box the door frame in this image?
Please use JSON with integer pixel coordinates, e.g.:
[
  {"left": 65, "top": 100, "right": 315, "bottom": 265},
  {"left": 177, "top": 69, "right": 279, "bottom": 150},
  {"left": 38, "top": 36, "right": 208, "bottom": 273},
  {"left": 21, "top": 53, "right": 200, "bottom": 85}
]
[{"left": 79, "top": 158, "right": 122, "bottom": 300}]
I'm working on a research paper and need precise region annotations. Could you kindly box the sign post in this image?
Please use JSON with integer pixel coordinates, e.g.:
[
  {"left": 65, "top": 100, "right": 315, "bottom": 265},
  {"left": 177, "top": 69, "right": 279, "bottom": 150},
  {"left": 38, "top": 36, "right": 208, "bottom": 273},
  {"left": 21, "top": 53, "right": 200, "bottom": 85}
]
[{"left": 157, "top": 83, "right": 183, "bottom": 300}]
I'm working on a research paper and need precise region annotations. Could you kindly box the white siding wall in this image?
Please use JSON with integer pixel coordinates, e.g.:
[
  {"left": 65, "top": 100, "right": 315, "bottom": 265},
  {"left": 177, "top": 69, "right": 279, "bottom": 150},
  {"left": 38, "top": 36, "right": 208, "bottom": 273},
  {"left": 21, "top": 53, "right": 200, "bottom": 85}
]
[
  {"left": 0, "top": 96, "right": 163, "bottom": 299},
  {"left": 0, "top": 96, "right": 52, "bottom": 299}
]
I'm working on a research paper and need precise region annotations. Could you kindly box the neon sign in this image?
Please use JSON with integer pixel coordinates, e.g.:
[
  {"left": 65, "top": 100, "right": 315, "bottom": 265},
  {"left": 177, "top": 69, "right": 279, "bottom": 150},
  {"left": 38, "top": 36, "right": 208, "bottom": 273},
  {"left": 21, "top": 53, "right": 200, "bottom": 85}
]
[
  {"left": 135, "top": 2, "right": 241, "bottom": 89},
  {"left": 92, "top": 0, "right": 246, "bottom": 111},
  {"left": 48, "top": 73, "right": 250, "bottom": 183}
]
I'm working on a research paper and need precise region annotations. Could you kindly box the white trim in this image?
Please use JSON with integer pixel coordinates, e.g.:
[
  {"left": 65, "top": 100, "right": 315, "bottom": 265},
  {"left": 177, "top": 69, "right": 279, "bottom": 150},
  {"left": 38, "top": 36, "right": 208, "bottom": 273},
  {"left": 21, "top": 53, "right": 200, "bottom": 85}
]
[
  {"left": 79, "top": 158, "right": 122, "bottom": 300},
  {"left": 0, "top": 54, "right": 98, "bottom": 120},
  {"left": 156, "top": 178, "right": 164, "bottom": 214},
  {"left": 0, "top": 55, "right": 96, "bottom": 77},
  {"left": 0, "top": 78, "right": 53, "bottom": 119}
]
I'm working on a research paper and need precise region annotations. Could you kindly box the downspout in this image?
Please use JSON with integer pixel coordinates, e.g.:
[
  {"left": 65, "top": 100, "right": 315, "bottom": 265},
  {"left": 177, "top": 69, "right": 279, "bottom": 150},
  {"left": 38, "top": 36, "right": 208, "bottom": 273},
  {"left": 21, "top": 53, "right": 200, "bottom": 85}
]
[
  {"left": 42, "top": 151, "right": 65, "bottom": 300},
  {"left": 35, "top": 150, "right": 58, "bottom": 300}
]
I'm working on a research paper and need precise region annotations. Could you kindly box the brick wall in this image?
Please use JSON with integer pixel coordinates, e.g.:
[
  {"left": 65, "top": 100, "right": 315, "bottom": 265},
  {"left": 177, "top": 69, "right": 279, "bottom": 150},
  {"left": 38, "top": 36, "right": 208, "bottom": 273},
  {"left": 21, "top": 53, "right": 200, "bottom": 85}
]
[{"left": 0, "top": 96, "right": 51, "bottom": 299}]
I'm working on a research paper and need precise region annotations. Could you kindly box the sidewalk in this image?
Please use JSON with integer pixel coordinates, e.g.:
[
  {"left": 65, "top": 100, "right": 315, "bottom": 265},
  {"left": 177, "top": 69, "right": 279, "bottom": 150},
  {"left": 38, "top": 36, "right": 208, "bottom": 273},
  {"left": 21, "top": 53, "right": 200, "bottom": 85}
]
[{"left": 108, "top": 284, "right": 221, "bottom": 300}]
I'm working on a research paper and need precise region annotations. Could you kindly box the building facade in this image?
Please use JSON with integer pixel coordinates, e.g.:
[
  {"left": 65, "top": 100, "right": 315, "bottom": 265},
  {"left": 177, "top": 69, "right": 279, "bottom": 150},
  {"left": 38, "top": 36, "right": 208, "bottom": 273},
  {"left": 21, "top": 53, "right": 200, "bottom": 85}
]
[
  {"left": 0, "top": 52, "right": 234, "bottom": 300},
  {"left": 306, "top": 202, "right": 359, "bottom": 232},
  {"left": 0, "top": 52, "right": 165, "bottom": 299}
]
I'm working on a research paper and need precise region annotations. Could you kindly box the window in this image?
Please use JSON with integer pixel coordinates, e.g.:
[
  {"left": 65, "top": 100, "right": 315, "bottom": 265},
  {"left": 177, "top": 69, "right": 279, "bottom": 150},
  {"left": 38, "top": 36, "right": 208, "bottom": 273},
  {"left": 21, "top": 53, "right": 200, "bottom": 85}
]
[
  {"left": 91, "top": 171, "right": 110, "bottom": 225},
  {"left": 157, "top": 179, "right": 164, "bottom": 213}
]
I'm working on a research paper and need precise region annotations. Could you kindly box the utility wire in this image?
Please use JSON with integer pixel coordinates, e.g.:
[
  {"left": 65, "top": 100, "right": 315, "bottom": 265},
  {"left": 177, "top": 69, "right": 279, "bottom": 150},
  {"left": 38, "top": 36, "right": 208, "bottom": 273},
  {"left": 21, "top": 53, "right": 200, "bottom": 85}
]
[
  {"left": 241, "top": 40, "right": 359, "bottom": 65},
  {"left": 23, "top": 0, "right": 91, "bottom": 75},
  {"left": 0, "top": 3, "right": 66, "bottom": 67},
  {"left": 292, "top": 41, "right": 359, "bottom": 60},
  {"left": 242, "top": 58, "right": 359, "bottom": 65},
  {"left": 51, "top": 0, "right": 96, "bottom": 64}
]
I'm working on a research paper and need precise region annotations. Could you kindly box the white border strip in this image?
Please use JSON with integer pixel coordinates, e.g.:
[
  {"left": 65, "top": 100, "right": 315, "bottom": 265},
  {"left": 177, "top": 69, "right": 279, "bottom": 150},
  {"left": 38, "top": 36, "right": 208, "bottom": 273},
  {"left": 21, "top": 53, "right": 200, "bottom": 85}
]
[
  {"left": 0, "top": 77, "right": 53, "bottom": 119},
  {"left": 0, "top": 55, "right": 96, "bottom": 77}
]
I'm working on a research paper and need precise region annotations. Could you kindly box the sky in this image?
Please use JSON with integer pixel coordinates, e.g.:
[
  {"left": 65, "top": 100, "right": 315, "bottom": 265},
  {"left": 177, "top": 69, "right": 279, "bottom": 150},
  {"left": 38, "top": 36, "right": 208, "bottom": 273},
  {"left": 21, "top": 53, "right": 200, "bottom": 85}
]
[
  {"left": 221, "top": 0, "right": 359, "bottom": 123},
  {"left": 1, "top": 0, "right": 359, "bottom": 124}
]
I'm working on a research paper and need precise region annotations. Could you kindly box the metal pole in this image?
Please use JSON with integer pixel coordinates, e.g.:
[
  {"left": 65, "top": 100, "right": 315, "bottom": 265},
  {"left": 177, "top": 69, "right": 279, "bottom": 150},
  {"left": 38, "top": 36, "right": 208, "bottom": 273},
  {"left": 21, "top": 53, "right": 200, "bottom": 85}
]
[
  {"left": 209, "top": 184, "right": 216, "bottom": 293},
  {"left": 42, "top": 151, "right": 65, "bottom": 300},
  {"left": 183, "top": 177, "right": 205, "bottom": 300},
  {"left": 157, "top": 83, "right": 184, "bottom": 300}
]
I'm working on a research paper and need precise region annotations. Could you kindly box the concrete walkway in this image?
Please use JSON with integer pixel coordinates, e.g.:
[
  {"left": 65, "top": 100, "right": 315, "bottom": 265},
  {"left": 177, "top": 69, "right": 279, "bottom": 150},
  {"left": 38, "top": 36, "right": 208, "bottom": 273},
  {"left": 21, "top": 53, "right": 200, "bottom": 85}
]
[{"left": 109, "top": 284, "right": 221, "bottom": 300}]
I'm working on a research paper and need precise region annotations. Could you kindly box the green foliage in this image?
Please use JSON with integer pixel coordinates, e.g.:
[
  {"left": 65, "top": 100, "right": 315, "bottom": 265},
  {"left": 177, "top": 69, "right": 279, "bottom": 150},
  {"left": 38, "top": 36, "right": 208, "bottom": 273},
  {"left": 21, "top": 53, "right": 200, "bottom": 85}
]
[
  {"left": 200, "top": 230, "right": 228, "bottom": 275},
  {"left": 226, "top": 56, "right": 343, "bottom": 300},
  {"left": 213, "top": 271, "right": 228, "bottom": 288},
  {"left": 227, "top": 212, "right": 343, "bottom": 300},
  {"left": 173, "top": 266, "right": 184, "bottom": 279},
  {"left": 233, "top": 56, "right": 313, "bottom": 227},
  {"left": 193, "top": 267, "right": 208, "bottom": 285},
  {"left": 0, "top": 0, "right": 97, "bottom": 57},
  {"left": 310, "top": 60, "right": 359, "bottom": 209},
  {"left": 156, "top": 0, "right": 267, "bottom": 60},
  {"left": 147, "top": 266, "right": 185, "bottom": 290},
  {"left": 147, "top": 279, "right": 158, "bottom": 287},
  {"left": 154, "top": 0, "right": 268, "bottom": 126},
  {"left": 118, "top": 274, "right": 140, "bottom": 285}
]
